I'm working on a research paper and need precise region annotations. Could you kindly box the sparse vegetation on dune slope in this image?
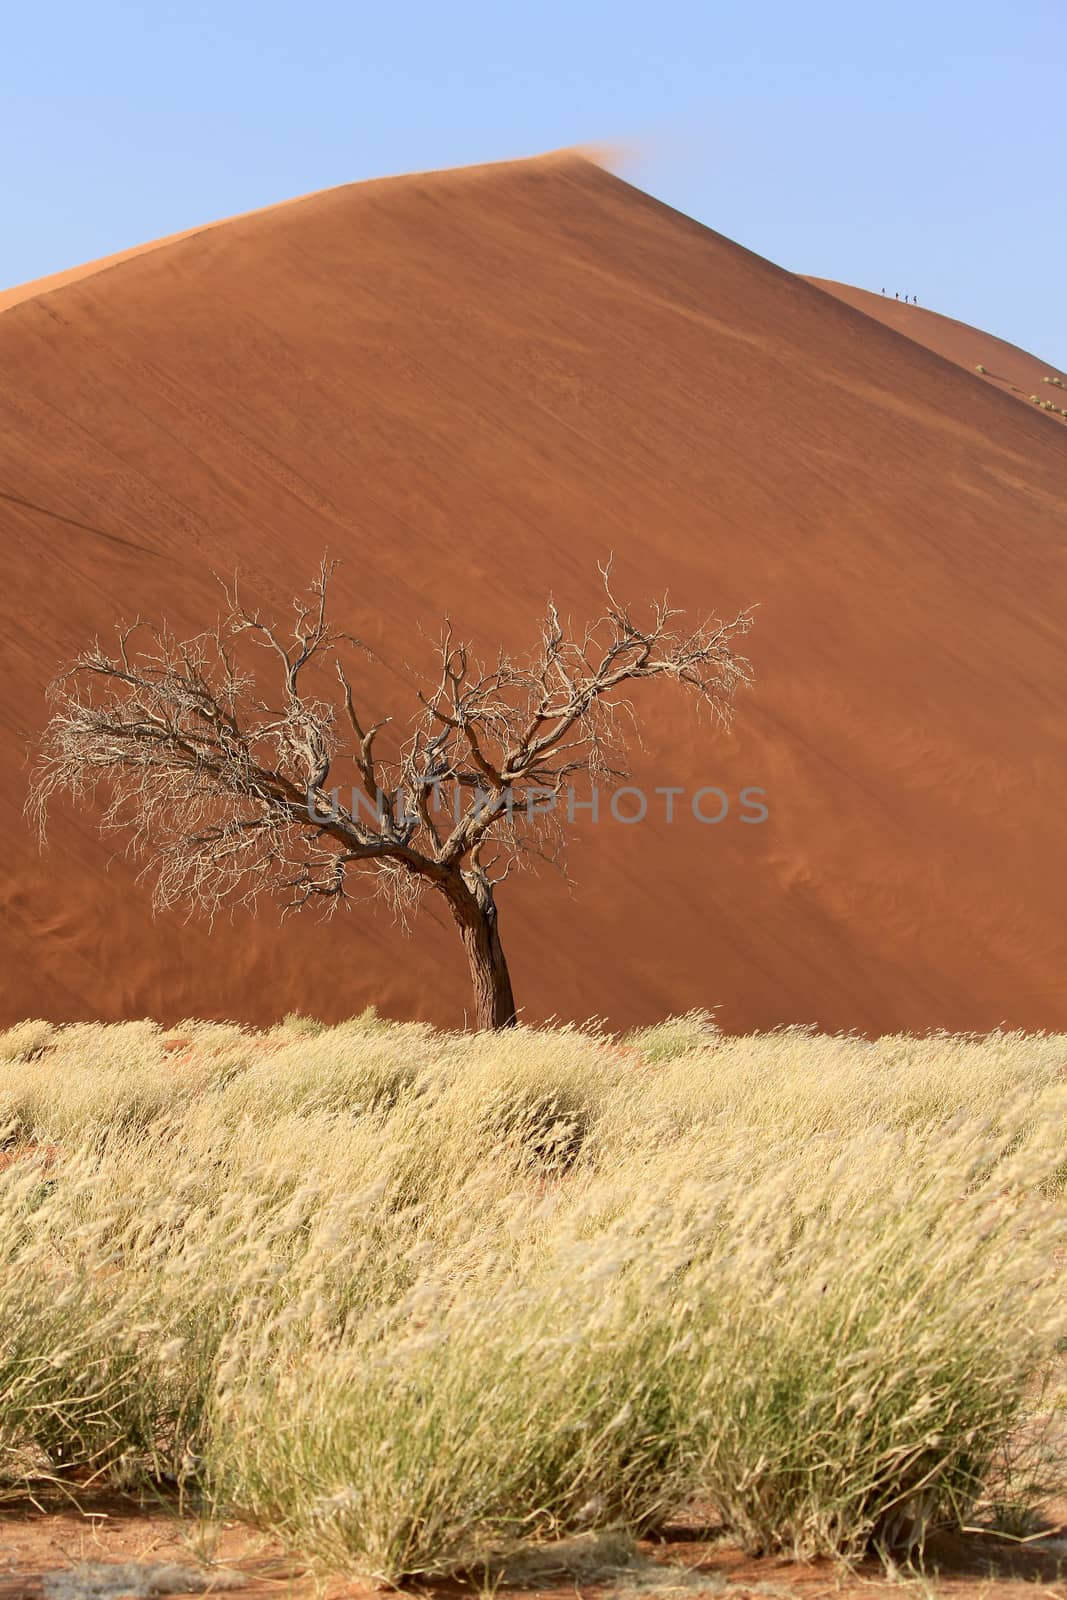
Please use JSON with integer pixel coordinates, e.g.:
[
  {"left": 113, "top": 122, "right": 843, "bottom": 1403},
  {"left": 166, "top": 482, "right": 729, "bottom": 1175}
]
[{"left": 1, "top": 1017, "right": 1065, "bottom": 1582}]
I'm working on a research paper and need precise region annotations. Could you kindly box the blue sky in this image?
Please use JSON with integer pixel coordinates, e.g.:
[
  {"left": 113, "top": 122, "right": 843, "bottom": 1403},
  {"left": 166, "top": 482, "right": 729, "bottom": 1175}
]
[{"left": 2, "top": 0, "right": 1064, "bottom": 366}]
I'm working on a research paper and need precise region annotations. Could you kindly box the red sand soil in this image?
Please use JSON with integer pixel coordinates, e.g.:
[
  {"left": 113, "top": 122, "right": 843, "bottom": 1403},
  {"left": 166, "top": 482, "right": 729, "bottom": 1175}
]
[
  {"left": 1, "top": 1493, "right": 1065, "bottom": 1598},
  {"left": 809, "top": 278, "right": 1067, "bottom": 418},
  {"left": 1, "top": 153, "right": 1065, "bottom": 1034}
]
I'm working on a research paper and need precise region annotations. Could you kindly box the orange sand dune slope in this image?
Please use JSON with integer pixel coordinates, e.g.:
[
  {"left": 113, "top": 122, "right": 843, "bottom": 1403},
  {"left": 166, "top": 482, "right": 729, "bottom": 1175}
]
[
  {"left": 809, "top": 278, "right": 1067, "bottom": 420},
  {"left": 1, "top": 154, "right": 1065, "bottom": 1033},
  {"left": 0, "top": 226, "right": 210, "bottom": 313}
]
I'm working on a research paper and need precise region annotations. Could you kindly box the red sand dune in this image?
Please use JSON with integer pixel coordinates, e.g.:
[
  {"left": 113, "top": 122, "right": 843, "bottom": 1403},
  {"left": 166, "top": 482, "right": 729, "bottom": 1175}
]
[
  {"left": 809, "top": 278, "right": 1067, "bottom": 420},
  {"left": 1, "top": 153, "right": 1065, "bottom": 1033}
]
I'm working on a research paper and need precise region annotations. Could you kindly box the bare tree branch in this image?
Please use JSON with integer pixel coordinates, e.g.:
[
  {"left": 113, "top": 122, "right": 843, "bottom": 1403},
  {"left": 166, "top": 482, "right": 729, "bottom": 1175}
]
[{"left": 28, "top": 559, "right": 754, "bottom": 1027}]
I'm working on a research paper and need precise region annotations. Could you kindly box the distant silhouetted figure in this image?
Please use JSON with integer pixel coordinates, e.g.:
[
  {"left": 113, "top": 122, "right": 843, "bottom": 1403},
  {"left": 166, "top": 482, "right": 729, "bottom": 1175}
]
[
  {"left": 881, "top": 287, "right": 886, "bottom": 295},
  {"left": 903, "top": 294, "right": 909, "bottom": 304},
  {"left": 895, "top": 292, "right": 899, "bottom": 299}
]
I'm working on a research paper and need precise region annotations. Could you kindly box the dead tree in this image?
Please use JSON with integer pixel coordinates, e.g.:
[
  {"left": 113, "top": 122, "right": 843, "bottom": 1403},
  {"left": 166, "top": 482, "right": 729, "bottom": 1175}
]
[{"left": 29, "top": 562, "right": 753, "bottom": 1029}]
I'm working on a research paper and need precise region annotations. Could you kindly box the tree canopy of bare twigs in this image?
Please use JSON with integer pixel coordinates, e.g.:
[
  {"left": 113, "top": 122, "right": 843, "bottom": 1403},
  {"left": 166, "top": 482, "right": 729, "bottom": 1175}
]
[{"left": 29, "top": 560, "right": 754, "bottom": 1029}]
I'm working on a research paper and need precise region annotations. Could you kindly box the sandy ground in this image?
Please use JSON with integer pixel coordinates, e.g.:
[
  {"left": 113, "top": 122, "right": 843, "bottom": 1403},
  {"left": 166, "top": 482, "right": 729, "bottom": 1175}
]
[
  {"left": 1, "top": 153, "right": 1065, "bottom": 1034},
  {"left": 1, "top": 1493, "right": 1065, "bottom": 1599}
]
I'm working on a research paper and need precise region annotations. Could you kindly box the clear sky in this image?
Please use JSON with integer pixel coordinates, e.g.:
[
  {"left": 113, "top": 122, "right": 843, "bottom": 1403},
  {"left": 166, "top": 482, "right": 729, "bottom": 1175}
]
[{"left": 2, "top": 0, "right": 1064, "bottom": 367}]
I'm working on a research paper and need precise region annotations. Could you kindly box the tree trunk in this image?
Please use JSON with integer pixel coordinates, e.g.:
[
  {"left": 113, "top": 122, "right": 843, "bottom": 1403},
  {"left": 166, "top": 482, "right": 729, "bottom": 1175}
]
[{"left": 440, "top": 870, "right": 517, "bottom": 1030}]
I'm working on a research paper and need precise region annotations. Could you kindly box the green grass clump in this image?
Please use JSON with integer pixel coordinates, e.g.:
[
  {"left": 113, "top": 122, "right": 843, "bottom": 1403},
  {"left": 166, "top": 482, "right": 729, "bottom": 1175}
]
[
  {"left": 0, "top": 1020, "right": 1064, "bottom": 1579},
  {"left": 622, "top": 1008, "right": 720, "bottom": 1062}
]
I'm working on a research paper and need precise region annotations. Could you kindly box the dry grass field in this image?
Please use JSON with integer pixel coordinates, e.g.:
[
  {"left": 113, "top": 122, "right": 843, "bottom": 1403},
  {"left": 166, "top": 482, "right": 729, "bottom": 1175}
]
[{"left": 1, "top": 1015, "right": 1065, "bottom": 1592}]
